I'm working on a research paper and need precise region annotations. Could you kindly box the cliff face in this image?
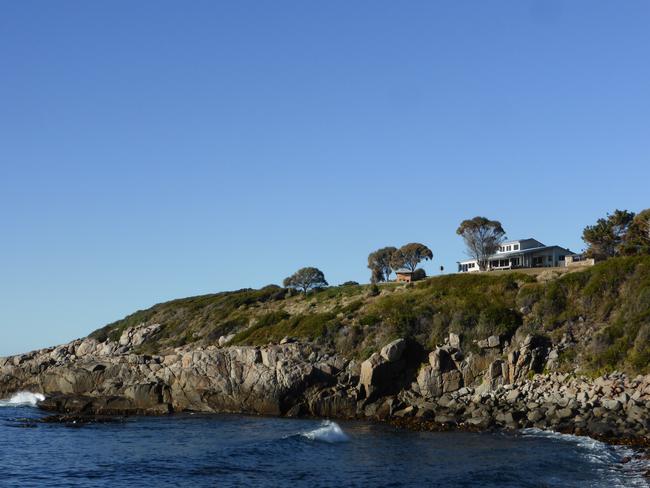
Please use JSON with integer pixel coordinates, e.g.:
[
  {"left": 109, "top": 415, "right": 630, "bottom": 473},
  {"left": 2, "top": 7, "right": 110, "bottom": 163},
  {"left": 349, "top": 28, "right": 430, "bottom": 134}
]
[
  {"left": 0, "top": 333, "right": 355, "bottom": 417},
  {"left": 1, "top": 256, "right": 650, "bottom": 443},
  {"left": 1, "top": 325, "right": 649, "bottom": 444}
]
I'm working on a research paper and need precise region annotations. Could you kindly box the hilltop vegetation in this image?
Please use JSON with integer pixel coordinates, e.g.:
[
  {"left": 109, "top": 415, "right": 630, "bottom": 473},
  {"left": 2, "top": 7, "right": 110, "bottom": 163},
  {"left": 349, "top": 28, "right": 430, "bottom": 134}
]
[
  {"left": 518, "top": 256, "right": 650, "bottom": 374},
  {"left": 89, "top": 255, "right": 650, "bottom": 375}
]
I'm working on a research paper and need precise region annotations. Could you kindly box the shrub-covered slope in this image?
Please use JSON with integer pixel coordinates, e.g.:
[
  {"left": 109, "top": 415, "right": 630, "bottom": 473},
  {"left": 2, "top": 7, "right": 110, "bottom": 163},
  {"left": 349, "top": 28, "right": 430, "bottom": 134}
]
[{"left": 89, "top": 256, "right": 650, "bottom": 375}]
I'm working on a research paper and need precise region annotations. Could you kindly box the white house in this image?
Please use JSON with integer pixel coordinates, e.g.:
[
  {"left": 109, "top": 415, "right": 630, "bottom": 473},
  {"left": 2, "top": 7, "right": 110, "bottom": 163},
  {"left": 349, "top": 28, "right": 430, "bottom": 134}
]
[{"left": 457, "top": 238, "right": 574, "bottom": 273}]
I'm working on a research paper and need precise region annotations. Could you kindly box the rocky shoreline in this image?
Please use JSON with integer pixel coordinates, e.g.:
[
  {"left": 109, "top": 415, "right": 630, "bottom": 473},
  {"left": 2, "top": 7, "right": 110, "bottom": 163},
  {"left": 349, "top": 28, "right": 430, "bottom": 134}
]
[{"left": 1, "top": 324, "right": 649, "bottom": 449}]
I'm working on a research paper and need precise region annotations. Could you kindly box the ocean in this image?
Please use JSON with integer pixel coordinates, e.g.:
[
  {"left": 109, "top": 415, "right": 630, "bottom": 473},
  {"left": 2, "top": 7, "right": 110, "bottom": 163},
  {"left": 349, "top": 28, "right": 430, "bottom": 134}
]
[{"left": 0, "top": 392, "right": 647, "bottom": 487}]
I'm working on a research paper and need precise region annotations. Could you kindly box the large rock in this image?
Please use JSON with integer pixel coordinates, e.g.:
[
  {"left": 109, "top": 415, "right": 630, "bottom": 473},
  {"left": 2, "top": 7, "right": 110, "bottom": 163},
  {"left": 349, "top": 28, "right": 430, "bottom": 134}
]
[
  {"left": 504, "top": 335, "right": 550, "bottom": 384},
  {"left": 305, "top": 386, "right": 357, "bottom": 418},
  {"left": 358, "top": 339, "right": 410, "bottom": 402},
  {"left": 75, "top": 339, "right": 98, "bottom": 357},
  {"left": 380, "top": 339, "right": 406, "bottom": 362},
  {"left": 358, "top": 351, "right": 405, "bottom": 402},
  {"left": 218, "top": 334, "right": 235, "bottom": 346},
  {"left": 417, "top": 347, "right": 464, "bottom": 398},
  {"left": 119, "top": 324, "right": 162, "bottom": 348},
  {"left": 442, "top": 370, "right": 463, "bottom": 393},
  {"left": 417, "top": 365, "right": 443, "bottom": 398},
  {"left": 429, "top": 347, "right": 456, "bottom": 373},
  {"left": 485, "top": 359, "right": 506, "bottom": 388}
]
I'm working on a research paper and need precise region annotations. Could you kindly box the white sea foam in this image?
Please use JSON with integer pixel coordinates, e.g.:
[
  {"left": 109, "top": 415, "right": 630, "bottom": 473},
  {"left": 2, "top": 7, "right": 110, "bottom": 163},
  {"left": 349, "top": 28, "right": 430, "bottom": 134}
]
[
  {"left": 302, "top": 421, "right": 349, "bottom": 443},
  {"left": 521, "top": 428, "right": 649, "bottom": 487},
  {"left": 521, "top": 428, "right": 611, "bottom": 453},
  {"left": 0, "top": 391, "right": 45, "bottom": 407}
]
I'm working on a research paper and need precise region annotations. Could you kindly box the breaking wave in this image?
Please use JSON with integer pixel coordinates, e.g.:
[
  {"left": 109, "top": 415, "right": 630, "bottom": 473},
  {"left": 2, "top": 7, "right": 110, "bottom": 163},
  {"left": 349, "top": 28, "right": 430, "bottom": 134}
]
[
  {"left": 301, "top": 421, "right": 349, "bottom": 443},
  {"left": 0, "top": 392, "right": 45, "bottom": 407},
  {"left": 521, "top": 428, "right": 649, "bottom": 487},
  {"left": 522, "top": 428, "right": 617, "bottom": 453}
]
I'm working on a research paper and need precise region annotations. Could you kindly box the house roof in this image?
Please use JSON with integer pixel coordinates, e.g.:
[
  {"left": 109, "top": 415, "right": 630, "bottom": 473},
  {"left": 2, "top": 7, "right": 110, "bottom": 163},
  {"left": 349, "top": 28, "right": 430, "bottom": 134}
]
[
  {"left": 395, "top": 269, "right": 414, "bottom": 274},
  {"left": 501, "top": 238, "right": 544, "bottom": 246}
]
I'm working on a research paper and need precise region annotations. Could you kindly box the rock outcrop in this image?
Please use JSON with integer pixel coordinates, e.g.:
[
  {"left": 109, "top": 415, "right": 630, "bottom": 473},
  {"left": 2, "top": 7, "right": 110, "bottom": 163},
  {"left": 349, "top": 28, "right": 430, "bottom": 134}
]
[
  {"left": 358, "top": 339, "right": 407, "bottom": 402},
  {"left": 0, "top": 326, "right": 357, "bottom": 418},
  {"left": 417, "top": 346, "right": 467, "bottom": 397},
  {"left": 1, "top": 326, "right": 649, "bottom": 445}
]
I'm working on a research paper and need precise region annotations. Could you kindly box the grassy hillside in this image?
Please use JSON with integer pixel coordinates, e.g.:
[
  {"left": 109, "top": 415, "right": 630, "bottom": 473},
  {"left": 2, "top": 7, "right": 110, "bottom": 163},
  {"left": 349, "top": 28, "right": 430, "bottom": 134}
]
[{"left": 90, "top": 256, "right": 650, "bottom": 375}]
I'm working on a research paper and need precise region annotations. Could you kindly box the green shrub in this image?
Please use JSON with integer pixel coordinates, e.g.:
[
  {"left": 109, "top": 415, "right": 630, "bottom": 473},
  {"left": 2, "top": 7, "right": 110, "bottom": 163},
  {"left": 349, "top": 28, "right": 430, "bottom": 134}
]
[
  {"left": 312, "top": 284, "right": 365, "bottom": 302},
  {"left": 359, "top": 314, "right": 380, "bottom": 326},
  {"left": 369, "top": 294, "right": 426, "bottom": 339},
  {"left": 476, "top": 306, "right": 522, "bottom": 339},
  {"left": 233, "top": 312, "right": 339, "bottom": 345},
  {"left": 341, "top": 299, "right": 364, "bottom": 315}
]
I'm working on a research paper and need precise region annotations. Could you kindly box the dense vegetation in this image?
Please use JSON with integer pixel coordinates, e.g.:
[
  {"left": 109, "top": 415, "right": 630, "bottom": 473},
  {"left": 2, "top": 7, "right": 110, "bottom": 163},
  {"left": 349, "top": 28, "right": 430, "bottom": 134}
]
[
  {"left": 89, "top": 256, "right": 650, "bottom": 375},
  {"left": 582, "top": 208, "right": 650, "bottom": 259},
  {"left": 517, "top": 256, "right": 650, "bottom": 374}
]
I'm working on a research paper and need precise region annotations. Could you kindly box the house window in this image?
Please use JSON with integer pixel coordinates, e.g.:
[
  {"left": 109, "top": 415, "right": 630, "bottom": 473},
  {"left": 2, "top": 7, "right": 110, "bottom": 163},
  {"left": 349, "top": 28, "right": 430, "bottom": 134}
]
[
  {"left": 533, "top": 256, "right": 544, "bottom": 266},
  {"left": 547, "top": 256, "right": 553, "bottom": 262},
  {"left": 559, "top": 255, "right": 565, "bottom": 261},
  {"left": 511, "top": 257, "right": 520, "bottom": 267},
  {"left": 513, "top": 244, "right": 519, "bottom": 250},
  {"left": 506, "top": 245, "right": 511, "bottom": 251}
]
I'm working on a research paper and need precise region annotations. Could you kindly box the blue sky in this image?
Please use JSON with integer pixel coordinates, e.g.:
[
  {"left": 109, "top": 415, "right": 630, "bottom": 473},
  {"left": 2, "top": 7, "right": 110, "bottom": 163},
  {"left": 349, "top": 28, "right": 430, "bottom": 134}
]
[{"left": 1, "top": 1, "right": 649, "bottom": 356}]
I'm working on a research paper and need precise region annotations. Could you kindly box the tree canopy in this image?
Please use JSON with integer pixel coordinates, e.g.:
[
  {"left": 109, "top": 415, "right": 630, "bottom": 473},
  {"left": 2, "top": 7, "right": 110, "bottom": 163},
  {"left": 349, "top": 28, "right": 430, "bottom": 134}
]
[
  {"left": 283, "top": 267, "right": 328, "bottom": 293},
  {"left": 582, "top": 209, "right": 635, "bottom": 260},
  {"left": 367, "top": 246, "right": 397, "bottom": 283},
  {"left": 584, "top": 208, "right": 650, "bottom": 258},
  {"left": 625, "top": 209, "right": 650, "bottom": 255},
  {"left": 390, "top": 243, "right": 433, "bottom": 272},
  {"left": 411, "top": 268, "right": 427, "bottom": 281},
  {"left": 456, "top": 216, "right": 506, "bottom": 271}
]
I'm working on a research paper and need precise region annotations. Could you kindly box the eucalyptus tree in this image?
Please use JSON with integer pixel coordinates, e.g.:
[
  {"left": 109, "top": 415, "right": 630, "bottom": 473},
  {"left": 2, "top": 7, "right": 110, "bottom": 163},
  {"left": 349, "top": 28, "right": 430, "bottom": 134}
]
[
  {"left": 390, "top": 243, "right": 433, "bottom": 272},
  {"left": 456, "top": 217, "right": 506, "bottom": 271},
  {"left": 367, "top": 246, "right": 397, "bottom": 283},
  {"left": 283, "top": 267, "right": 328, "bottom": 294}
]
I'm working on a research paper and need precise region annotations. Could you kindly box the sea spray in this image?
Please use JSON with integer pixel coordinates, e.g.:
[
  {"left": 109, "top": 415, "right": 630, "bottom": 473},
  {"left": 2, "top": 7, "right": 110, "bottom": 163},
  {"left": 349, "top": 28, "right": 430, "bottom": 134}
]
[
  {"left": 0, "top": 392, "right": 45, "bottom": 407},
  {"left": 302, "top": 420, "right": 349, "bottom": 443}
]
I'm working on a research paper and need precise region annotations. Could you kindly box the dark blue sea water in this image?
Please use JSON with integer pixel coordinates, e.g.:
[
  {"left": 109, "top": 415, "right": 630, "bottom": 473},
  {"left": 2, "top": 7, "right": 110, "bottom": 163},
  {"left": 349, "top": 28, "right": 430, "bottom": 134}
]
[{"left": 0, "top": 392, "right": 647, "bottom": 487}]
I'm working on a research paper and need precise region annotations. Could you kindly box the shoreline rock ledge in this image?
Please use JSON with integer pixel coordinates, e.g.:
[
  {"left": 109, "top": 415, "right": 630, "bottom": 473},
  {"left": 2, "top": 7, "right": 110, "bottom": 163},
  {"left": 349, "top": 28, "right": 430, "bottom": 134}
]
[{"left": 1, "top": 327, "right": 649, "bottom": 446}]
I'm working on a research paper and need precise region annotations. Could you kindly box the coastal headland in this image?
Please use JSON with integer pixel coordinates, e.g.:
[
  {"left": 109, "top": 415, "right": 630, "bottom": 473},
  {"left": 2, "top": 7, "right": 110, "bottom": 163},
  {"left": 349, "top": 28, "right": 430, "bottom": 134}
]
[{"left": 2, "top": 256, "right": 649, "bottom": 448}]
